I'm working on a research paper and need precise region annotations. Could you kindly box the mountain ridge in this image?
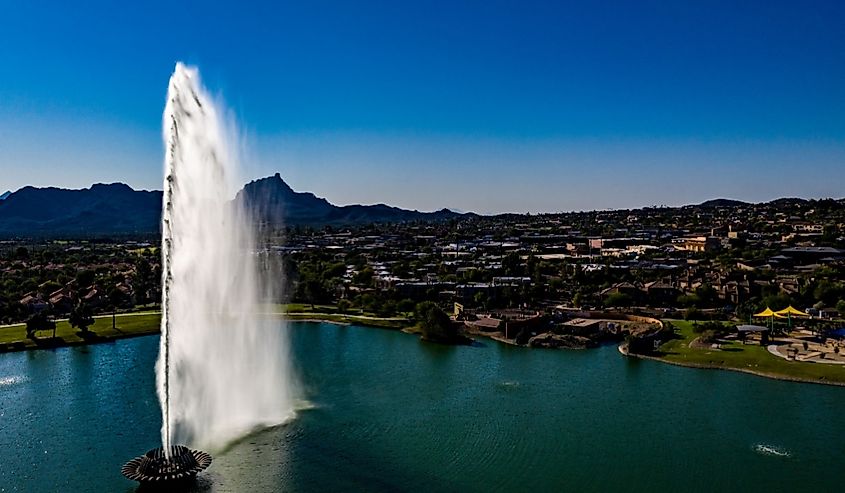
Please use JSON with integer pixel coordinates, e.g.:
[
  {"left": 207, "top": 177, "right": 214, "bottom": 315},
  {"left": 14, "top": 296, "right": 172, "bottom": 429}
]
[
  {"left": 0, "top": 175, "right": 841, "bottom": 238},
  {"left": 0, "top": 174, "right": 467, "bottom": 237}
]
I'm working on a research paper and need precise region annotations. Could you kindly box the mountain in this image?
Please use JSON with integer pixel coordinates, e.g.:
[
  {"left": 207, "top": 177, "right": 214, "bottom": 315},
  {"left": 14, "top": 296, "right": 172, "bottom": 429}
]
[
  {"left": 0, "top": 191, "right": 10, "bottom": 201},
  {"left": 697, "top": 198, "right": 749, "bottom": 208},
  {"left": 0, "top": 174, "right": 467, "bottom": 237},
  {"left": 0, "top": 183, "right": 163, "bottom": 237},
  {"left": 235, "top": 173, "right": 466, "bottom": 227}
]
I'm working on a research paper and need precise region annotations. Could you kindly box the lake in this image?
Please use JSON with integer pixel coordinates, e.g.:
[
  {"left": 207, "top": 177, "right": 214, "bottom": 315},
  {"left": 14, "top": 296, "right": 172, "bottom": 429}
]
[{"left": 1, "top": 322, "right": 843, "bottom": 492}]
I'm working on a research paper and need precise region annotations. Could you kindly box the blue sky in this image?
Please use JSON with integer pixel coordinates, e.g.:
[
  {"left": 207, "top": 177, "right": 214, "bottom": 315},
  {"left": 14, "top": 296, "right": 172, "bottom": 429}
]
[{"left": 1, "top": 0, "right": 843, "bottom": 213}]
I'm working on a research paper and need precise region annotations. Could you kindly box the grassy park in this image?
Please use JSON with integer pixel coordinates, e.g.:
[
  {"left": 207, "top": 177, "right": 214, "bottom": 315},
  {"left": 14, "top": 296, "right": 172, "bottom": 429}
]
[
  {"left": 0, "top": 304, "right": 410, "bottom": 352},
  {"left": 0, "top": 312, "right": 162, "bottom": 350},
  {"left": 272, "top": 303, "right": 410, "bottom": 329},
  {"left": 656, "top": 319, "right": 845, "bottom": 385}
]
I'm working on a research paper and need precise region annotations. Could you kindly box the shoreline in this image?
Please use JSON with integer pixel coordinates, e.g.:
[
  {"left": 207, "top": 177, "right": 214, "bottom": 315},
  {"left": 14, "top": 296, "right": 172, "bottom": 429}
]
[
  {"left": 0, "top": 328, "right": 160, "bottom": 353},
  {"left": 0, "top": 312, "right": 411, "bottom": 354},
  {"left": 6, "top": 313, "right": 844, "bottom": 389},
  {"left": 618, "top": 344, "right": 845, "bottom": 388}
]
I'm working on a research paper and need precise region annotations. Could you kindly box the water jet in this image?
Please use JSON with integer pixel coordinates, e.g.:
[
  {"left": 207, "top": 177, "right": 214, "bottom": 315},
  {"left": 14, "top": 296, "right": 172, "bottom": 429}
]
[{"left": 123, "top": 62, "right": 295, "bottom": 484}]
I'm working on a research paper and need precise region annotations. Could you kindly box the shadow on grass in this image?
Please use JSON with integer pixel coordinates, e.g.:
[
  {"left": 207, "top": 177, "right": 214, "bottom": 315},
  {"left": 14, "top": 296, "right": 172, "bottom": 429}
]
[
  {"left": 32, "top": 336, "right": 66, "bottom": 348},
  {"left": 76, "top": 330, "right": 105, "bottom": 341}
]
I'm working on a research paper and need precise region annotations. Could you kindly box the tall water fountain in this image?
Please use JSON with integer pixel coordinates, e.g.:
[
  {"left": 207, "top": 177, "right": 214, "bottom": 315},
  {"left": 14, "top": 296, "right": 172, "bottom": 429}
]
[{"left": 123, "top": 63, "right": 297, "bottom": 484}]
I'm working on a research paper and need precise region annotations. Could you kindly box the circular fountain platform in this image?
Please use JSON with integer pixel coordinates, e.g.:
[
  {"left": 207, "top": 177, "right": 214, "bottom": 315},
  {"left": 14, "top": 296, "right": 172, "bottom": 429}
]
[{"left": 122, "top": 445, "right": 212, "bottom": 484}]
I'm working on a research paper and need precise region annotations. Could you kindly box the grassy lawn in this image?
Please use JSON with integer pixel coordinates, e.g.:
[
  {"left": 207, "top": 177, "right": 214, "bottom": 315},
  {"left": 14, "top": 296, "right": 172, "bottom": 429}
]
[
  {"left": 269, "top": 303, "right": 413, "bottom": 320},
  {"left": 658, "top": 320, "right": 845, "bottom": 385},
  {"left": 284, "top": 312, "right": 409, "bottom": 330},
  {"left": 0, "top": 307, "right": 411, "bottom": 351},
  {"left": 0, "top": 313, "right": 161, "bottom": 350}
]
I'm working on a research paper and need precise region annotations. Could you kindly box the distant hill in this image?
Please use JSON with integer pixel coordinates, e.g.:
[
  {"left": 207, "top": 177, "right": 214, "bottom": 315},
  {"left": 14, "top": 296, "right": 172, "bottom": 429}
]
[
  {"left": 235, "top": 173, "right": 466, "bottom": 227},
  {"left": 1, "top": 176, "right": 835, "bottom": 238},
  {"left": 697, "top": 198, "right": 749, "bottom": 208},
  {"left": 0, "top": 174, "right": 467, "bottom": 238},
  {"left": 0, "top": 183, "right": 162, "bottom": 237},
  {"left": 767, "top": 197, "right": 809, "bottom": 207}
]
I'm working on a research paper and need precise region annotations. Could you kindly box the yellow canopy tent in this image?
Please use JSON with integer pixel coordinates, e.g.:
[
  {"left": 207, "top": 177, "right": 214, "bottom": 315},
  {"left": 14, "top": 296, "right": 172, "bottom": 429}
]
[
  {"left": 753, "top": 308, "right": 775, "bottom": 317},
  {"left": 774, "top": 305, "right": 808, "bottom": 328},
  {"left": 753, "top": 307, "right": 776, "bottom": 330},
  {"left": 774, "top": 306, "right": 808, "bottom": 317}
]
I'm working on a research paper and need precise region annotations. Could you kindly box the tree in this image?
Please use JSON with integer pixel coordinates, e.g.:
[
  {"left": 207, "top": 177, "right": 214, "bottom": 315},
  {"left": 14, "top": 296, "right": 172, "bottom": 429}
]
[
  {"left": 415, "top": 301, "right": 457, "bottom": 342},
  {"left": 397, "top": 298, "right": 415, "bottom": 314},
  {"left": 76, "top": 269, "right": 96, "bottom": 288},
  {"left": 40, "top": 281, "right": 61, "bottom": 296},
  {"left": 14, "top": 246, "right": 29, "bottom": 260},
  {"left": 502, "top": 252, "right": 523, "bottom": 277},
  {"left": 676, "top": 293, "right": 701, "bottom": 308},
  {"left": 69, "top": 303, "right": 95, "bottom": 334},
  {"left": 25, "top": 312, "right": 56, "bottom": 339},
  {"left": 814, "top": 280, "right": 845, "bottom": 307},
  {"left": 377, "top": 300, "right": 398, "bottom": 318},
  {"left": 353, "top": 267, "right": 374, "bottom": 287},
  {"left": 604, "top": 292, "right": 632, "bottom": 308},
  {"left": 303, "top": 278, "right": 324, "bottom": 310},
  {"left": 108, "top": 287, "right": 128, "bottom": 309},
  {"left": 695, "top": 284, "right": 719, "bottom": 307}
]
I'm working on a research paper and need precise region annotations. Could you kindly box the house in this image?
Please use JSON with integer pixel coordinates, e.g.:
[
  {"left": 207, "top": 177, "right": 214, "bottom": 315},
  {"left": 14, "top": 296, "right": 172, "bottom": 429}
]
[
  {"left": 601, "top": 282, "right": 640, "bottom": 298},
  {"left": 643, "top": 281, "right": 679, "bottom": 305},
  {"left": 819, "top": 307, "right": 840, "bottom": 319},
  {"left": 680, "top": 236, "right": 721, "bottom": 253},
  {"left": 81, "top": 286, "right": 106, "bottom": 308},
  {"left": 781, "top": 247, "right": 844, "bottom": 265},
  {"left": 48, "top": 289, "right": 74, "bottom": 313},
  {"left": 19, "top": 292, "right": 48, "bottom": 312}
]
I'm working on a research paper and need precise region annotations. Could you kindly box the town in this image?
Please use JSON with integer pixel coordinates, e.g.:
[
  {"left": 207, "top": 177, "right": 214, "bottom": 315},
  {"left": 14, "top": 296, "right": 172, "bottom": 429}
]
[{"left": 2, "top": 197, "right": 844, "bottom": 357}]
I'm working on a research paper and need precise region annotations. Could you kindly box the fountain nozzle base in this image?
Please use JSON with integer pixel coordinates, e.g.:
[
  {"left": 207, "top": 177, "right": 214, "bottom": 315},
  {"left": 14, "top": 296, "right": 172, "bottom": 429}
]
[{"left": 122, "top": 445, "right": 212, "bottom": 484}]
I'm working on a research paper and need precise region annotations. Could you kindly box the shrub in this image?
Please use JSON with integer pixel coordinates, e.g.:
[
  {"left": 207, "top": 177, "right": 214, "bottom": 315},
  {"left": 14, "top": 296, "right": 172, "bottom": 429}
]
[
  {"left": 684, "top": 307, "right": 703, "bottom": 321},
  {"left": 336, "top": 299, "right": 351, "bottom": 314}
]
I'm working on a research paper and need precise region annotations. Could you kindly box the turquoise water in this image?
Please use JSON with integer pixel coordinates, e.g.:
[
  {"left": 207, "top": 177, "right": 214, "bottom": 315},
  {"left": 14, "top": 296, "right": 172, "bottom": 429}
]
[{"left": 1, "top": 322, "right": 843, "bottom": 492}]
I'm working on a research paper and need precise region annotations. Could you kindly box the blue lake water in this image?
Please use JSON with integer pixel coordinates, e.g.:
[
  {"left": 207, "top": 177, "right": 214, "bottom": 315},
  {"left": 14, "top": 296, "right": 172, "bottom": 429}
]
[{"left": 1, "top": 322, "right": 843, "bottom": 492}]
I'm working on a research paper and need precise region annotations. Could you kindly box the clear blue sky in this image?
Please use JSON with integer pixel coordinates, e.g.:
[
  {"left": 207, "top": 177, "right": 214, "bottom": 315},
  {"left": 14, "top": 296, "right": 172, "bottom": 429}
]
[{"left": 1, "top": 0, "right": 843, "bottom": 213}]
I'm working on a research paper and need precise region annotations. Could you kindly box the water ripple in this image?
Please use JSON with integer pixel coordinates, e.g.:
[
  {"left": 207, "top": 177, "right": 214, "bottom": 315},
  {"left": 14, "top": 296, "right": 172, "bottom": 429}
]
[
  {"left": 0, "top": 375, "right": 26, "bottom": 388},
  {"left": 754, "top": 444, "right": 791, "bottom": 458}
]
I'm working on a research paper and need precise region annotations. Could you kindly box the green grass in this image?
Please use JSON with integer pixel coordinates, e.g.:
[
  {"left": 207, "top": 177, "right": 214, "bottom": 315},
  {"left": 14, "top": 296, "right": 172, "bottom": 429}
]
[
  {"left": 267, "top": 303, "right": 374, "bottom": 316},
  {"left": 284, "top": 312, "right": 409, "bottom": 330},
  {"left": 0, "top": 308, "right": 411, "bottom": 351},
  {"left": 657, "top": 320, "right": 845, "bottom": 385},
  {"left": 0, "top": 312, "right": 161, "bottom": 350}
]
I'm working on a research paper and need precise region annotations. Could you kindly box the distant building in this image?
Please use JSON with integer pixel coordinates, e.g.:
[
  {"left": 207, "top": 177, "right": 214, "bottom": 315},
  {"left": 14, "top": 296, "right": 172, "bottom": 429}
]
[
  {"left": 781, "top": 246, "right": 844, "bottom": 265},
  {"left": 680, "top": 236, "right": 720, "bottom": 253}
]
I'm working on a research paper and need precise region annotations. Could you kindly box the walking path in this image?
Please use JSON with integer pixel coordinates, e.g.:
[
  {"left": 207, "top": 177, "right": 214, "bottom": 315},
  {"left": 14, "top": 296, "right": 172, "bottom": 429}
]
[{"left": 767, "top": 343, "right": 845, "bottom": 365}]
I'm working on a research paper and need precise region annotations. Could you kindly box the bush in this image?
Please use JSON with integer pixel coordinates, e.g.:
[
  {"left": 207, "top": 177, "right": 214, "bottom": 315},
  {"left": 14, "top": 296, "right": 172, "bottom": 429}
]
[
  {"left": 692, "top": 321, "right": 725, "bottom": 334},
  {"left": 699, "top": 329, "right": 718, "bottom": 344},
  {"left": 684, "top": 307, "right": 703, "bottom": 321},
  {"left": 336, "top": 299, "right": 351, "bottom": 314}
]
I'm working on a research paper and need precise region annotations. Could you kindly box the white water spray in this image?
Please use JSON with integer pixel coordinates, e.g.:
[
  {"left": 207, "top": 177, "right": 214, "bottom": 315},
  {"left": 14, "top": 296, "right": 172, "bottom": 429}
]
[{"left": 157, "top": 63, "right": 296, "bottom": 454}]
